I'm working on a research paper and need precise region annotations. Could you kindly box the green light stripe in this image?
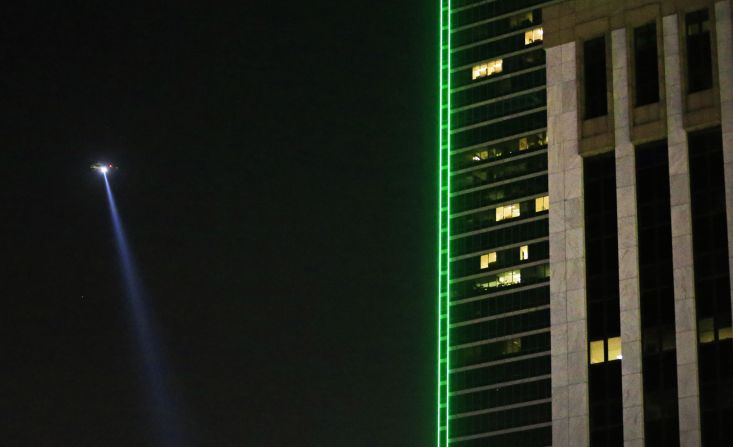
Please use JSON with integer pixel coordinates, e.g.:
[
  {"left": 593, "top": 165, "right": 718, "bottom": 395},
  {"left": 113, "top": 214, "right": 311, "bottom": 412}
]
[{"left": 438, "top": 1, "right": 451, "bottom": 446}]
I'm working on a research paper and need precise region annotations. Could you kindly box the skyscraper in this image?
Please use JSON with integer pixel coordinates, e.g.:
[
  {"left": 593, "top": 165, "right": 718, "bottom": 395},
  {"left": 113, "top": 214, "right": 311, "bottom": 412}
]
[
  {"left": 545, "top": 1, "right": 733, "bottom": 446},
  {"left": 439, "top": 1, "right": 733, "bottom": 446},
  {"left": 439, "top": 1, "right": 554, "bottom": 446}
]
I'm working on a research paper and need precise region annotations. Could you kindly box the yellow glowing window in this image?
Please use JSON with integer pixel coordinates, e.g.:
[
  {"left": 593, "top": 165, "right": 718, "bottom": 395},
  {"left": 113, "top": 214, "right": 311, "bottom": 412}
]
[
  {"left": 699, "top": 318, "right": 715, "bottom": 343},
  {"left": 607, "top": 337, "right": 622, "bottom": 360},
  {"left": 518, "top": 137, "right": 529, "bottom": 150},
  {"left": 472, "top": 150, "right": 489, "bottom": 161},
  {"left": 496, "top": 270, "right": 521, "bottom": 286},
  {"left": 719, "top": 326, "right": 732, "bottom": 340},
  {"left": 535, "top": 196, "right": 549, "bottom": 212},
  {"left": 519, "top": 245, "right": 529, "bottom": 261},
  {"left": 472, "top": 59, "right": 503, "bottom": 80},
  {"left": 525, "top": 27, "right": 544, "bottom": 45},
  {"left": 590, "top": 340, "right": 605, "bottom": 364},
  {"left": 480, "top": 252, "right": 497, "bottom": 269},
  {"left": 496, "top": 203, "right": 521, "bottom": 222},
  {"left": 503, "top": 338, "right": 522, "bottom": 354}
]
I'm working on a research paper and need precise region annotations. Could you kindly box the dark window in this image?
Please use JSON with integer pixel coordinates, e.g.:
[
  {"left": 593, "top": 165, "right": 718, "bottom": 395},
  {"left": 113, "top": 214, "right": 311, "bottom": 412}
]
[
  {"left": 688, "top": 127, "right": 733, "bottom": 447},
  {"left": 584, "top": 36, "right": 608, "bottom": 119},
  {"left": 450, "top": 425, "right": 551, "bottom": 447},
  {"left": 686, "top": 9, "right": 713, "bottom": 92},
  {"left": 449, "top": 402, "right": 550, "bottom": 438},
  {"left": 634, "top": 23, "right": 660, "bottom": 106},
  {"left": 635, "top": 140, "right": 680, "bottom": 446},
  {"left": 584, "top": 154, "right": 622, "bottom": 447}
]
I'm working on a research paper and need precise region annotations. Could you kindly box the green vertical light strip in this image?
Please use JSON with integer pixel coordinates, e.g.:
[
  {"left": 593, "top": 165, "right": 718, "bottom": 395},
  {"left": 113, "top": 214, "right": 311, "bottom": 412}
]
[{"left": 437, "top": 0, "right": 450, "bottom": 446}]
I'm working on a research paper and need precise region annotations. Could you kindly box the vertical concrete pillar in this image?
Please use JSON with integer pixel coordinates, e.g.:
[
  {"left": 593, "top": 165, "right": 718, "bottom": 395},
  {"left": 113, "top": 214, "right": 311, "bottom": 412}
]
[
  {"left": 662, "top": 13, "right": 702, "bottom": 447},
  {"left": 611, "top": 28, "right": 645, "bottom": 447},
  {"left": 548, "top": 41, "right": 588, "bottom": 447},
  {"left": 716, "top": 0, "right": 733, "bottom": 328}
]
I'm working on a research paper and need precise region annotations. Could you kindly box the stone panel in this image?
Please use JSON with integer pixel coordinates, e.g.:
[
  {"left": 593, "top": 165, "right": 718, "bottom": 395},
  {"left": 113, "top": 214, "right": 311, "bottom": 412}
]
[
  {"left": 663, "top": 13, "right": 702, "bottom": 447},
  {"left": 716, "top": 0, "right": 733, "bottom": 328},
  {"left": 548, "top": 41, "right": 588, "bottom": 447}
]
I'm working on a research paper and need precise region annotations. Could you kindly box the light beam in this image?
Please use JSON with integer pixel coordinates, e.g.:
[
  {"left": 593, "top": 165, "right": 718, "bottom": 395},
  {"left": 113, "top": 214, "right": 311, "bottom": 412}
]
[{"left": 102, "top": 173, "right": 187, "bottom": 446}]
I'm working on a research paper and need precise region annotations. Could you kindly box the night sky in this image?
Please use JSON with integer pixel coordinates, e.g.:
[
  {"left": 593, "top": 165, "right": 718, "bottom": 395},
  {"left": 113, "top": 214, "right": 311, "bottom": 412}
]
[{"left": 3, "top": 3, "right": 436, "bottom": 446}]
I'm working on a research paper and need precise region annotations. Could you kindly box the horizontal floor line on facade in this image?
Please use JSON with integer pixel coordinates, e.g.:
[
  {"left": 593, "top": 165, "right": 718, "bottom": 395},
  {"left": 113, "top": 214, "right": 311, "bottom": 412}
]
[
  {"left": 452, "top": 85, "right": 546, "bottom": 113},
  {"left": 451, "top": 66, "right": 544, "bottom": 94},
  {"left": 450, "top": 236, "right": 549, "bottom": 262},
  {"left": 451, "top": 149, "right": 547, "bottom": 177},
  {"left": 450, "top": 214, "right": 548, "bottom": 241},
  {"left": 450, "top": 1, "right": 554, "bottom": 31},
  {"left": 450, "top": 373, "right": 551, "bottom": 397},
  {"left": 449, "top": 170, "right": 547, "bottom": 198},
  {"left": 449, "top": 422, "right": 553, "bottom": 443},
  {"left": 449, "top": 328, "right": 549, "bottom": 351},
  {"left": 449, "top": 258, "right": 547, "bottom": 284},
  {"left": 450, "top": 0, "right": 505, "bottom": 15},
  {"left": 450, "top": 127, "right": 548, "bottom": 155},
  {"left": 449, "top": 194, "right": 548, "bottom": 219},
  {"left": 450, "top": 398, "right": 552, "bottom": 420},
  {"left": 450, "top": 106, "right": 546, "bottom": 134},
  {"left": 450, "top": 304, "right": 550, "bottom": 329},
  {"left": 450, "top": 46, "right": 543, "bottom": 74},
  {"left": 450, "top": 281, "right": 549, "bottom": 306},
  {"left": 450, "top": 351, "right": 549, "bottom": 374},
  {"left": 451, "top": 24, "right": 541, "bottom": 53}
]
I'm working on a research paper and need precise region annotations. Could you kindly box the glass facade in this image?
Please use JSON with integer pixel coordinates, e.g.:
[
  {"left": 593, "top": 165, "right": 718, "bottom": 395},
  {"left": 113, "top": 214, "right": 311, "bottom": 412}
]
[
  {"left": 635, "top": 141, "right": 680, "bottom": 446},
  {"left": 439, "top": 1, "right": 551, "bottom": 445},
  {"left": 688, "top": 127, "right": 733, "bottom": 447},
  {"left": 583, "top": 154, "right": 623, "bottom": 447}
]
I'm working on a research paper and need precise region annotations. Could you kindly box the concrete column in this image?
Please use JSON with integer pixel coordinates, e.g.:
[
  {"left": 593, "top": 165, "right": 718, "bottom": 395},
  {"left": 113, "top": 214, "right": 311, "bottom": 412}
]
[
  {"left": 716, "top": 0, "right": 733, "bottom": 329},
  {"left": 611, "top": 28, "right": 645, "bottom": 447},
  {"left": 547, "top": 41, "right": 588, "bottom": 447},
  {"left": 662, "top": 14, "right": 702, "bottom": 447}
]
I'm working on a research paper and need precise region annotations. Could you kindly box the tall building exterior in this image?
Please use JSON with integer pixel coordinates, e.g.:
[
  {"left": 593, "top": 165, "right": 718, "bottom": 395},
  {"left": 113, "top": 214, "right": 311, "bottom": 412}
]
[
  {"left": 545, "top": 1, "right": 733, "bottom": 446},
  {"left": 439, "top": 1, "right": 554, "bottom": 446},
  {"left": 438, "top": 1, "right": 733, "bottom": 447}
]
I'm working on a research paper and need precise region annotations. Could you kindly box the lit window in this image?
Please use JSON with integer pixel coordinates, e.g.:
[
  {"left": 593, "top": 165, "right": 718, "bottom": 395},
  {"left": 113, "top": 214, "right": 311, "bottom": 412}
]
[
  {"left": 590, "top": 337, "right": 623, "bottom": 364},
  {"left": 535, "top": 196, "right": 549, "bottom": 212},
  {"left": 503, "top": 338, "right": 522, "bottom": 354},
  {"left": 607, "top": 337, "right": 622, "bottom": 360},
  {"left": 525, "top": 27, "right": 544, "bottom": 45},
  {"left": 518, "top": 137, "right": 529, "bottom": 150},
  {"left": 497, "top": 270, "right": 521, "bottom": 286},
  {"left": 719, "top": 326, "right": 732, "bottom": 340},
  {"left": 472, "top": 59, "right": 503, "bottom": 80},
  {"left": 519, "top": 245, "right": 529, "bottom": 261},
  {"left": 590, "top": 340, "right": 605, "bottom": 364},
  {"left": 480, "top": 252, "right": 497, "bottom": 269},
  {"left": 496, "top": 203, "right": 521, "bottom": 221},
  {"left": 471, "top": 150, "right": 489, "bottom": 162},
  {"left": 699, "top": 318, "right": 715, "bottom": 343}
]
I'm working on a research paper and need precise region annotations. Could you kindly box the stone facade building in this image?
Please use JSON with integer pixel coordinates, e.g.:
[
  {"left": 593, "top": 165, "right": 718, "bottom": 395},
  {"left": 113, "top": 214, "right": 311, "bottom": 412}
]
[
  {"left": 544, "top": 1, "right": 733, "bottom": 446},
  {"left": 439, "top": 0, "right": 732, "bottom": 446}
]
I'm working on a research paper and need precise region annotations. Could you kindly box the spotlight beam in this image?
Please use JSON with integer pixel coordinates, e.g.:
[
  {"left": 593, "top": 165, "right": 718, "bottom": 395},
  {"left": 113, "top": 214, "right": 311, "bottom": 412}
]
[{"left": 102, "top": 173, "right": 187, "bottom": 446}]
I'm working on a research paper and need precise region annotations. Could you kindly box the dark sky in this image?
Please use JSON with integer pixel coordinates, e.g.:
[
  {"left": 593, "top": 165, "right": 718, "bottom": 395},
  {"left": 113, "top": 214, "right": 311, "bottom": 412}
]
[{"left": 2, "top": 3, "right": 436, "bottom": 446}]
